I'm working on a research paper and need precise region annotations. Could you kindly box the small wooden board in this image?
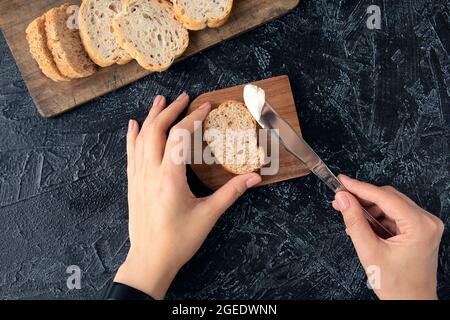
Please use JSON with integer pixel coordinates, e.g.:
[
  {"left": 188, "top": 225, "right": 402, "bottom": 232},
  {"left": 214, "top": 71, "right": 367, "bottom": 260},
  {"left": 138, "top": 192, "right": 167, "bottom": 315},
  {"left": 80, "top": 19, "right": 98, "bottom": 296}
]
[
  {"left": 187, "top": 75, "right": 309, "bottom": 190},
  {"left": 0, "top": 0, "right": 300, "bottom": 117}
]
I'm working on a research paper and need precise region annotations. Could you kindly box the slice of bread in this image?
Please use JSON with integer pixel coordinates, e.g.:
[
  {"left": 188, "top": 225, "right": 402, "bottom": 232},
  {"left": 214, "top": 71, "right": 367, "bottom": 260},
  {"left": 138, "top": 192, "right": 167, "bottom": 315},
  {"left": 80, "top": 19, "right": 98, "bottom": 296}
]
[
  {"left": 172, "top": 0, "right": 233, "bottom": 30},
  {"left": 113, "top": 0, "right": 189, "bottom": 72},
  {"left": 26, "top": 15, "right": 70, "bottom": 82},
  {"left": 45, "top": 3, "right": 97, "bottom": 79},
  {"left": 79, "top": 0, "right": 132, "bottom": 67},
  {"left": 204, "top": 100, "right": 266, "bottom": 175}
]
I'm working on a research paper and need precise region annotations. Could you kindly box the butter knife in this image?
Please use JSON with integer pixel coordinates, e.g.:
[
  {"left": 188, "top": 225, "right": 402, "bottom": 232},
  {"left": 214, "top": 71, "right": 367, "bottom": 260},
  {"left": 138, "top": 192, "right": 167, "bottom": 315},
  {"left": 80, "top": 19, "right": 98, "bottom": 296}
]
[{"left": 258, "top": 101, "right": 394, "bottom": 238}]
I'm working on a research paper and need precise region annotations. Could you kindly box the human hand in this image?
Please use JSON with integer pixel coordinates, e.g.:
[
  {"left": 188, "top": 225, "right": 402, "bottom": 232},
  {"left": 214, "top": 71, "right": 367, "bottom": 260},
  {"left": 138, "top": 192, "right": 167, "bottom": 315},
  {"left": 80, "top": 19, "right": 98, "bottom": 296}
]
[
  {"left": 114, "top": 93, "right": 262, "bottom": 299},
  {"left": 332, "top": 175, "right": 444, "bottom": 300}
]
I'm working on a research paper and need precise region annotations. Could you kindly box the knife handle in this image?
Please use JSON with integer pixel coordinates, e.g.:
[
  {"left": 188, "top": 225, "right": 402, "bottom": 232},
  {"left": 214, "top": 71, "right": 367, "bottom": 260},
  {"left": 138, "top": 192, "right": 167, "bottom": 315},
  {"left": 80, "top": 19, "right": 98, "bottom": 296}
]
[
  {"left": 310, "top": 160, "right": 344, "bottom": 193},
  {"left": 310, "top": 161, "right": 394, "bottom": 238}
]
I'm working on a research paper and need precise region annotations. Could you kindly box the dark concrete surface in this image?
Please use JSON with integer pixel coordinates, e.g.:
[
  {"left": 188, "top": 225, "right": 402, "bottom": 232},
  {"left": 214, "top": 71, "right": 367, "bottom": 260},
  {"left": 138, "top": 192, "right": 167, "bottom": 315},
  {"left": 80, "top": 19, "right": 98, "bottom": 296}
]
[{"left": 0, "top": 0, "right": 449, "bottom": 299}]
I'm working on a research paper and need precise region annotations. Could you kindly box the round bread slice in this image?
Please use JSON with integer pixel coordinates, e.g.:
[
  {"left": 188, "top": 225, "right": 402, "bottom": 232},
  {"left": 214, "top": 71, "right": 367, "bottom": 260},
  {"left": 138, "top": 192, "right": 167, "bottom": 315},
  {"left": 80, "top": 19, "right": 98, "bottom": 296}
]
[
  {"left": 112, "top": 0, "right": 189, "bottom": 72},
  {"left": 204, "top": 100, "right": 266, "bottom": 175},
  {"left": 45, "top": 3, "right": 97, "bottom": 79},
  {"left": 79, "top": 0, "right": 132, "bottom": 67},
  {"left": 172, "top": 0, "right": 233, "bottom": 30},
  {"left": 26, "top": 15, "right": 70, "bottom": 82}
]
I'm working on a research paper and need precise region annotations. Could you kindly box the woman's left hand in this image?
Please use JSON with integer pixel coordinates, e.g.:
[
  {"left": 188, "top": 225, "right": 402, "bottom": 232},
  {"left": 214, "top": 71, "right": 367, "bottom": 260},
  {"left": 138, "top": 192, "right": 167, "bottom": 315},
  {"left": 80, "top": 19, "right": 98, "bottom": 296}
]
[{"left": 114, "top": 93, "right": 262, "bottom": 299}]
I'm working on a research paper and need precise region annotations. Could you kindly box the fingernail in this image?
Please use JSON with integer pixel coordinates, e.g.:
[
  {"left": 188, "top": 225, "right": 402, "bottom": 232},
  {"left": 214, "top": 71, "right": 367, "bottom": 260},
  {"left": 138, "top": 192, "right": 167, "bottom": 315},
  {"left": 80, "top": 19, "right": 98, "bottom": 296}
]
[
  {"left": 338, "top": 174, "right": 350, "bottom": 181},
  {"left": 153, "top": 95, "right": 162, "bottom": 107},
  {"left": 246, "top": 175, "right": 262, "bottom": 188},
  {"left": 198, "top": 102, "right": 210, "bottom": 111},
  {"left": 176, "top": 92, "right": 188, "bottom": 101},
  {"left": 331, "top": 200, "right": 337, "bottom": 210},
  {"left": 335, "top": 192, "right": 350, "bottom": 211},
  {"left": 128, "top": 120, "right": 134, "bottom": 131}
]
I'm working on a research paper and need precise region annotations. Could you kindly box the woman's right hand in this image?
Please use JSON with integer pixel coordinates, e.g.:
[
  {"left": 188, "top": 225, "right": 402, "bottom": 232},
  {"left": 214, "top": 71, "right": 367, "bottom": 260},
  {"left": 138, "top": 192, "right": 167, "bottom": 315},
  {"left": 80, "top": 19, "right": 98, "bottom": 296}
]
[{"left": 332, "top": 175, "right": 445, "bottom": 300}]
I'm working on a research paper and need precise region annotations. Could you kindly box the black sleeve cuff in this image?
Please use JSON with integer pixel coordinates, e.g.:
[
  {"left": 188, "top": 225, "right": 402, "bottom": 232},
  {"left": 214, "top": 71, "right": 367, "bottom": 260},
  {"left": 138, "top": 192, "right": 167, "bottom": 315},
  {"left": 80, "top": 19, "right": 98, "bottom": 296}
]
[{"left": 104, "top": 282, "right": 155, "bottom": 300}]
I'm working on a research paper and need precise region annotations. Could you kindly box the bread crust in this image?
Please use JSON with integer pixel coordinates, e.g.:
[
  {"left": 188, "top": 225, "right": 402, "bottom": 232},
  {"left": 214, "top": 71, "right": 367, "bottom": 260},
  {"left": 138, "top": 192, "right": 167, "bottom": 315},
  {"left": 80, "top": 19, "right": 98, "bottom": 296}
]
[
  {"left": 26, "top": 15, "right": 70, "bottom": 82},
  {"left": 172, "top": 0, "right": 233, "bottom": 31},
  {"left": 116, "top": 50, "right": 133, "bottom": 65},
  {"left": 78, "top": 0, "right": 132, "bottom": 67},
  {"left": 45, "top": 3, "right": 97, "bottom": 78},
  {"left": 113, "top": 0, "right": 189, "bottom": 72}
]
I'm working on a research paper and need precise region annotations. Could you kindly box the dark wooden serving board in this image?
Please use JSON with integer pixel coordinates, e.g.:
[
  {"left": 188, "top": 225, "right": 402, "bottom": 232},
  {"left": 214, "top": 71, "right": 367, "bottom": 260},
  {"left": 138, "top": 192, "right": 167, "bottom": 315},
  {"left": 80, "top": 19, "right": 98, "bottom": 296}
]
[
  {"left": 0, "top": 0, "right": 300, "bottom": 117},
  {"left": 187, "top": 75, "right": 310, "bottom": 190}
]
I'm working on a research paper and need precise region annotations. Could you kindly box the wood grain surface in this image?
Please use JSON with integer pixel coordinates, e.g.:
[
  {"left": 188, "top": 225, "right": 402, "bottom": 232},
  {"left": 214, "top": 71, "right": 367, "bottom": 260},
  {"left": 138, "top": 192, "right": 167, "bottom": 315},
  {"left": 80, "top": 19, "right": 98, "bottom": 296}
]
[
  {"left": 0, "top": 0, "right": 299, "bottom": 117},
  {"left": 187, "top": 75, "right": 310, "bottom": 190}
]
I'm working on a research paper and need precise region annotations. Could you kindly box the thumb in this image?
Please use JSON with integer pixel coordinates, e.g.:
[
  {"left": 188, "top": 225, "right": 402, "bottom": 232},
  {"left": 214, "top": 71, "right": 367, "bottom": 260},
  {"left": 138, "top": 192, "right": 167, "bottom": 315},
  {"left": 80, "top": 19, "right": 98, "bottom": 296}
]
[
  {"left": 203, "top": 173, "right": 262, "bottom": 220},
  {"left": 335, "top": 191, "right": 380, "bottom": 257}
]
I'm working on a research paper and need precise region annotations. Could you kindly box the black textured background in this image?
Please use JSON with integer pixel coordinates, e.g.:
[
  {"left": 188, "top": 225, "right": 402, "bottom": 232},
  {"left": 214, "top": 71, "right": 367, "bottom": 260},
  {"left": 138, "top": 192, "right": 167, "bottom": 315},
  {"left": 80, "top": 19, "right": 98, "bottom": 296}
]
[{"left": 0, "top": 0, "right": 449, "bottom": 299}]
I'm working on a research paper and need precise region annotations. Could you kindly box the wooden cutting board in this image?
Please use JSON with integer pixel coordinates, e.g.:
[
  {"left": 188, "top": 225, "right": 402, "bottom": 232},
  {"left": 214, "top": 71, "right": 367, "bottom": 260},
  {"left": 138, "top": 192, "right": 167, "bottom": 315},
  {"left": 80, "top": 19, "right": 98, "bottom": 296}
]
[
  {"left": 187, "top": 75, "right": 309, "bottom": 190},
  {"left": 0, "top": 0, "right": 300, "bottom": 118}
]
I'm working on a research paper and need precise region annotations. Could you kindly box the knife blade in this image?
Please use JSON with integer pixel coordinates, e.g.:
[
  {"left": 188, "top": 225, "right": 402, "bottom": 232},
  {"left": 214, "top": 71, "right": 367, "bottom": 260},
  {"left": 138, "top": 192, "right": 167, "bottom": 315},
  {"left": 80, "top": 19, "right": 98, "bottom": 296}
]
[{"left": 258, "top": 101, "right": 394, "bottom": 238}]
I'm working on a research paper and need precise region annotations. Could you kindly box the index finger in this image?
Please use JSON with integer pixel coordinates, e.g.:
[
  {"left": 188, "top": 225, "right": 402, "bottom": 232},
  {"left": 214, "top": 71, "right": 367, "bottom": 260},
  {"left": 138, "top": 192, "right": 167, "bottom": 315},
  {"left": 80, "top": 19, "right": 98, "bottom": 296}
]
[
  {"left": 140, "top": 93, "right": 189, "bottom": 166},
  {"left": 163, "top": 102, "right": 211, "bottom": 174},
  {"left": 152, "top": 92, "right": 190, "bottom": 133},
  {"left": 338, "top": 175, "right": 420, "bottom": 221}
]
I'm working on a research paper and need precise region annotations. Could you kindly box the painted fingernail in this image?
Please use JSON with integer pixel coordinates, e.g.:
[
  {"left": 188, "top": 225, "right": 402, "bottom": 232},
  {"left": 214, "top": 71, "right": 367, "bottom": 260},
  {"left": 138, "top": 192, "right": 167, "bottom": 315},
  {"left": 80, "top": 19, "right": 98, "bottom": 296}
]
[
  {"left": 176, "top": 92, "right": 188, "bottom": 101},
  {"left": 153, "top": 95, "right": 162, "bottom": 107},
  {"left": 198, "top": 102, "right": 211, "bottom": 110},
  {"left": 335, "top": 192, "right": 350, "bottom": 211},
  {"left": 246, "top": 175, "right": 262, "bottom": 188}
]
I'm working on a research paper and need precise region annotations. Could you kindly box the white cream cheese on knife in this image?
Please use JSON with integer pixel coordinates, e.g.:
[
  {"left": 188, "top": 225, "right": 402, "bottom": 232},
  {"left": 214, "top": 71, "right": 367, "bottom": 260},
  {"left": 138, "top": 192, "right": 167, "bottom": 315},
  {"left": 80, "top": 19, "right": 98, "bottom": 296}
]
[{"left": 243, "top": 84, "right": 266, "bottom": 128}]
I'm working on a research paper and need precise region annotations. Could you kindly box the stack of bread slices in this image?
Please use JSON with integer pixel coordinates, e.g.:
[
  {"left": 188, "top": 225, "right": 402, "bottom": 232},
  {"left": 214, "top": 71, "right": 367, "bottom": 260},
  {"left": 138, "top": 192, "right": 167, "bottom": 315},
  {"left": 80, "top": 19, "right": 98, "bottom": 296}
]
[{"left": 26, "top": 0, "right": 234, "bottom": 82}]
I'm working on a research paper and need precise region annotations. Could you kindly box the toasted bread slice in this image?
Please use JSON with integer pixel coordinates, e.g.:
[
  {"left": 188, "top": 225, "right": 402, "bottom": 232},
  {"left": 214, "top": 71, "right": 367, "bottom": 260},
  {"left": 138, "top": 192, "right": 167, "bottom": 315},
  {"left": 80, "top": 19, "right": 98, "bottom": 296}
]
[
  {"left": 204, "top": 100, "right": 266, "bottom": 174},
  {"left": 113, "top": 0, "right": 189, "bottom": 72},
  {"left": 172, "top": 0, "right": 233, "bottom": 30},
  {"left": 45, "top": 3, "right": 97, "bottom": 78},
  {"left": 26, "top": 15, "right": 70, "bottom": 82},
  {"left": 79, "top": 0, "right": 132, "bottom": 67}
]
